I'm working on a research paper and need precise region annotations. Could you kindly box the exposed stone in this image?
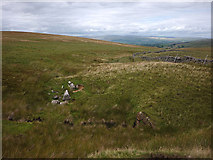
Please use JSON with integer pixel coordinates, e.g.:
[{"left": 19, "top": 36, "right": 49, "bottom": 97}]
[
  {"left": 53, "top": 95, "right": 59, "bottom": 100},
  {"left": 8, "top": 116, "right": 13, "bottom": 121},
  {"left": 105, "top": 120, "right": 116, "bottom": 128},
  {"left": 87, "top": 118, "right": 93, "bottom": 125},
  {"left": 64, "top": 119, "right": 69, "bottom": 124},
  {"left": 24, "top": 117, "right": 42, "bottom": 123},
  {"left": 60, "top": 101, "right": 68, "bottom": 105},
  {"left": 133, "top": 111, "right": 155, "bottom": 129},
  {"left": 134, "top": 51, "right": 212, "bottom": 64},
  {"left": 122, "top": 121, "right": 127, "bottom": 128},
  {"left": 81, "top": 121, "right": 86, "bottom": 126},
  {"left": 51, "top": 100, "right": 60, "bottom": 105},
  {"left": 8, "top": 112, "right": 14, "bottom": 121},
  {"left": 137, "top": 111, "right": 144, "bottom": 121},
  {"left": 64, "top": 119, "right": 74, "bottom": 126},
  {"left": 33, "top": 117, "right": 42, "bottom": 122},
  {"left": 68, "top": 81, "right": 75, "bottom": 89},
  {"left": 62, "top": 90, "right": 71, "bottom": 101}
]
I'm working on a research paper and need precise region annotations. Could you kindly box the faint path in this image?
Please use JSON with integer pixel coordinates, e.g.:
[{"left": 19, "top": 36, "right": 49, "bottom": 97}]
[{"left": 54, "top": 75, "right": 78, "bottom": 80}]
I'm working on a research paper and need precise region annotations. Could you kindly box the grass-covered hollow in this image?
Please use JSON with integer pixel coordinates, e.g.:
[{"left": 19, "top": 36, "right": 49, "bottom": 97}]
[{"left": 2, "top": 31, "right": 212, "bottom": 158}]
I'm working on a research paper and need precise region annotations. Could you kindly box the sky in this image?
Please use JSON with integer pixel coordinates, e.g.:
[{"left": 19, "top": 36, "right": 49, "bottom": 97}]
[{"left": 2, "top": 1, "right": 212, "bottom": 38}]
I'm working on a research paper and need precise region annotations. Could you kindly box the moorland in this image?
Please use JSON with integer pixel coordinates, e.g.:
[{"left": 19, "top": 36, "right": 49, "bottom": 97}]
[{"left": 2, "top": 31, "right": 212, "bottom": 158}]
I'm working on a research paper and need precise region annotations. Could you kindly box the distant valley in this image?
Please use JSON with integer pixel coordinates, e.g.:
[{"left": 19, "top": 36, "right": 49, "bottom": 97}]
[{"left": 85, "top": 35, "right": 211, "bottom": 48}]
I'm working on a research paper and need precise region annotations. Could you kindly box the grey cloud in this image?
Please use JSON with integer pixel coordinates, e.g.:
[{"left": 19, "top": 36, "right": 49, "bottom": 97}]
[{"left": 2, "top": 2, "right": 211, "bottom": 38}]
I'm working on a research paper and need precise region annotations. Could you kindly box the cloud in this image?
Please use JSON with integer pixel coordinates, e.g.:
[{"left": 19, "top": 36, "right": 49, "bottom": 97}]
[{"left": 2, "top": 2, "right": 211, "bottom": 37}]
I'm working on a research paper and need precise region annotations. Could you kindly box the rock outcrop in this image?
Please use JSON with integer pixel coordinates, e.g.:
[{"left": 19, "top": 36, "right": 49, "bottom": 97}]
[{"left": 62, "top": 90, "right": 71, "bottom": 101}]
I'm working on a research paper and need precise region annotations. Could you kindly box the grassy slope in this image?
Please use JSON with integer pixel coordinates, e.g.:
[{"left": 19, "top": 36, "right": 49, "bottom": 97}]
[
  {"left": 178, "top": 39, "right": 211, "bottom": 48},
  {"left": 2, "top": 31, "right": 212, "bottom": 158}
]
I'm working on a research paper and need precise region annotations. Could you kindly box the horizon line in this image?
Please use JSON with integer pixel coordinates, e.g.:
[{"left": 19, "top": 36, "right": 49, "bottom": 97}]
[{"left": 1, "top": 30, "right": 211, "bottom": 39}]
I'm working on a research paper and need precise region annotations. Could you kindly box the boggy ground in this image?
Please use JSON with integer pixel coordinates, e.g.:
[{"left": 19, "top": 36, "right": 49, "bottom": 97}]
[{"left": 2, "top": 31, "right": 212, "bottom": 158}]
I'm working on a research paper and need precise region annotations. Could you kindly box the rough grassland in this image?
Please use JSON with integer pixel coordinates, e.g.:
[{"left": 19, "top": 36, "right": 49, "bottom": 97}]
[{"left": 2, "top": 31, "right": 212, "bottom": 158}]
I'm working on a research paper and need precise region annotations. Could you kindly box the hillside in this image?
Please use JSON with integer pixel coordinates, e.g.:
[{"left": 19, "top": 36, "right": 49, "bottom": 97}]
[
  {"left": 2, "top": 31, "right": 212, "bottom": 158},
  {"left": 173, "top": 39, "right": 211, "bottom": 48}
]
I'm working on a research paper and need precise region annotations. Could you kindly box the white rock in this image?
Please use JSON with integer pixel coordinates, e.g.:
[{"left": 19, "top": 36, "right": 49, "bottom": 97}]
[
  {"left": 62, "top": 90, "right": 71, "bottom": 101},
  {"left": 68, "top": 83, "right": 75, "bottom": 89},
  {"left": 60, "top": 101, "right": 68, "bottom": 105},
  {"left": 51, "top": 100, "right": 60, "bottom": 105}
]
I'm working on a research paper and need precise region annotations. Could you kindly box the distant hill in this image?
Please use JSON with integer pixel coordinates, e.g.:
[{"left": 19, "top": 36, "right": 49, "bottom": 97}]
[
  {"left": 173, "top": 39, "right": 211, "bottom": 48},
  {"left": 86, "top": 35, "right": 210, "bottom": 48}
]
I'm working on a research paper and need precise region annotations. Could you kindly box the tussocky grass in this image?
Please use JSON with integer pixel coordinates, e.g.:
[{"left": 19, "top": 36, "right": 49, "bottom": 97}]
[{"left": 2, "top": 31, "right": 212, "bottom": 158}]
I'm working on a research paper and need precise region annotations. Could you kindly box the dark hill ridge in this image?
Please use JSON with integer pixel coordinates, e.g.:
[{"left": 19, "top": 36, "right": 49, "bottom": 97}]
[{"left": 86, "top": 35, "right": 210, "bottom": 48}]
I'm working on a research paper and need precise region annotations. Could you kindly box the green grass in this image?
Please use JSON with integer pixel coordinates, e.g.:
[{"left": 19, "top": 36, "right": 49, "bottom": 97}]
[
  {"left": 88, "top": 144, "right": 211, "bottom": 158},
  {"left": 2, "top": 120, "right": 33, "bottom": 135},
  {"left": 2, "top": 31, "right": 212, "bottom": 158},
  {"left": 177, "top": 39, "right": 211, "bottom": 48}
]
